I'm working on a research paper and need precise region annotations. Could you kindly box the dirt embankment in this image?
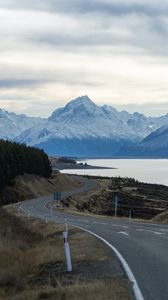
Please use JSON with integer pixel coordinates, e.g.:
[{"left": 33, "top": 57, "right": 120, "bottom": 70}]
[{"left": 0, "top": 172, "right": 81, "bottom": 206}]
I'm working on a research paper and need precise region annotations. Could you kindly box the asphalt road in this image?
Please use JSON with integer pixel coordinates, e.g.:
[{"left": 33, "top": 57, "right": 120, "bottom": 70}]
[{"left": 20, "top": 177, "right": 168, "bottom": 300}]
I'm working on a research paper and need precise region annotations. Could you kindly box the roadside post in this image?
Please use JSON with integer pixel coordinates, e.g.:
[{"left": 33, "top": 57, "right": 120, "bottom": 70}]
[
  {"left": 50, "top": 205, "right": 53, "bottom": 217},
  {"left": 114, "top": 195, "right": 118, "bottom": 218},
  {"left": 63, "top": 219, "right": 72, "bottom": 272},
  {"left": 65, "top": 218, "right": 68, "bottom": 233},
  {"left": 129, "top": 211, "right": 132, "bottom": 221}
]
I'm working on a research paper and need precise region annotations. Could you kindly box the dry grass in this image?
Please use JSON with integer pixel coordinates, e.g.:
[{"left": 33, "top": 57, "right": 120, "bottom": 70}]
[
  {"left": 0, "top": 279, "right": 131, "bottom": 300},
  {"left": 152, "top": 210, "right": 168, "bottom": 224},
  {"left": 59, "top": 178, "right": 109, "bottom": 213},
  {"left": 0, "top": 172, "right": 81, "bottom": 205},
  {"left": 0, "top": 208, "right": 132, "bottom": 300}
]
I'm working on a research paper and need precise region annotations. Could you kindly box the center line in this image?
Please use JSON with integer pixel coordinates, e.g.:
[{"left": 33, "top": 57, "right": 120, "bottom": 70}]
[{"left": 118, "top": 231, "right": 129, "bottom": 236}]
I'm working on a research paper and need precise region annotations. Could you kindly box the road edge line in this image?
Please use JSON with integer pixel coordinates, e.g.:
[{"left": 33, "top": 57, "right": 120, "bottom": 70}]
[
  {"left": 73, "top": 225, "right": 144, "bottom": 300},
  {"left": 19, "top": 204, "right": 144, "bottom": 300}
]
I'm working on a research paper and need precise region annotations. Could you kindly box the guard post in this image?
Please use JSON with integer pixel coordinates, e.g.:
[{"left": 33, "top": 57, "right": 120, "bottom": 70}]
[{"left": 63, "top": 220, "right": 72, "bottom": 272}]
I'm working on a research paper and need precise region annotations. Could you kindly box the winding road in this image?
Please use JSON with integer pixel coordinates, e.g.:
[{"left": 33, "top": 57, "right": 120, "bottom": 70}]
[{"left": 20, "top": 177, "right": 168, "bottom": 300}]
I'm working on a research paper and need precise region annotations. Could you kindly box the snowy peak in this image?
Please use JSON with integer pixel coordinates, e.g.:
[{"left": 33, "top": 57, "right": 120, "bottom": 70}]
[
  {"left": 63, "top": 95, "right": 97, "bottom": 117},
  {"left": 64, "top": 95, "right": 96, "bottom": 111},
  {"left": 48, "top": 95, "right": 97, "bottom": 122}
]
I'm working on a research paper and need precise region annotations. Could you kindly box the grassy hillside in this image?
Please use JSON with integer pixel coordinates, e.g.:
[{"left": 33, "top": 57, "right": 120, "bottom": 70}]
[
  {"left": 152, "top": 210, "right": 168, "bottom": 223},
  {"left": 68, "top": 176, "right": 168, "bottom": 220},
  {"left": 0, "top": 208, "right": 132, "bottom": 300},
  {"left": 0, "top": 172, "right": 81, "bottom": 206}
]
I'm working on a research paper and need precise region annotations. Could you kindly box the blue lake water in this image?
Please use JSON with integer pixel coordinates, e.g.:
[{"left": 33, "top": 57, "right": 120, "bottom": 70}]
[{"left": 61, "top": 159, "right": 168, "bottom": 186}]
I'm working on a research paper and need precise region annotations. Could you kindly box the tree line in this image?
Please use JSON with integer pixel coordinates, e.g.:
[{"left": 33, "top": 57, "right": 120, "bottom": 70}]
[{"left": 0, "top": 139, "right": 52, "bottom": 190}]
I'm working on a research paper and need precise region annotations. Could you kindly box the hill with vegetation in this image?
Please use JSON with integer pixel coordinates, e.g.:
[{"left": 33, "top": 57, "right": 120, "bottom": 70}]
[
  {"left": 0, "top": 140, "right": 52, "bottom": 192},
  {"left": 71, "top": 176, "right": 168, "bottom": 220}
]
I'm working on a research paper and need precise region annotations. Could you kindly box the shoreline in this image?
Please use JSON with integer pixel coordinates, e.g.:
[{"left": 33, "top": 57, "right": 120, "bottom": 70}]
[
  {"left": 53, "top": 163, "right": 115, "bottom": 171},
  {"left": 76, "top": 157, "right": 168, "bottom": 160}
]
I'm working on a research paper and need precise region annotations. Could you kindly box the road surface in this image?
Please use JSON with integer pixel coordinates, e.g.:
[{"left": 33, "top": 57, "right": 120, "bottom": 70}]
[{"left": 20, "top": 177, "right": 168, "bottom": 300}]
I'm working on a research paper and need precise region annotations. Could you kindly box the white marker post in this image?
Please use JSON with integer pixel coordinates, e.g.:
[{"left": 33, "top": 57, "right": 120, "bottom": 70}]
[
  {"left": 65, "top": 218, "right": 68, "bottom": 233},
  {"left": 114, "top": 195, "right": 118, "bottom": 218},
  {"left": 129, "top": 211, "right": 132, "bottom": 221},
  {"left": 63, "top": 221, "right": 72, "bottom": 272},
  {"left": 50, "top": 205, "right": 53, "bottom": 217}
]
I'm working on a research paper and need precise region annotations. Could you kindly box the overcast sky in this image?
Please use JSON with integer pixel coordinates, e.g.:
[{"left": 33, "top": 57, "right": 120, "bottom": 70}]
[{"left": 1, "top": 0, "right": 168, "bottom": 117}]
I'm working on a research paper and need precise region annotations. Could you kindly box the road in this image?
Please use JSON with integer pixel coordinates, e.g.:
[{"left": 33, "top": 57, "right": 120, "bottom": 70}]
[{"left": 20, "top": 177, "right": 168, "bottom": 300}]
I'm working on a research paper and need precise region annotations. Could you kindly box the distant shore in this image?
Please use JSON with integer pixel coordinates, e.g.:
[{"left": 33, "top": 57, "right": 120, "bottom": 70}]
[
  {"left": 52, "top": 162, "right": 114, "bottom": 170},
  {"left": 49, "top": 156, "right": 115, "bottom": 171}
]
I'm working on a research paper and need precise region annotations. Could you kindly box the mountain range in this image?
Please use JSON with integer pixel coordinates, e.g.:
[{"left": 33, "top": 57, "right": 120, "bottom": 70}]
[{"left": 1, "top": 95, "right": 168, "bottom": 157}]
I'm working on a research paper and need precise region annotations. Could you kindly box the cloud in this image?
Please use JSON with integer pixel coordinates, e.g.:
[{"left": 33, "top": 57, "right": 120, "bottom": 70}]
[
  {"left": 0, "top": 1, "right": 168, "bottom": 116},
  {"left": 1, "top": 0, "right": 168, "bottom": 16},
  {"left": 0, "top": 79, "right": 48, "bottom": 89},
  {"left": 0, "top": 7, "right": 167, "bottom": 58}
]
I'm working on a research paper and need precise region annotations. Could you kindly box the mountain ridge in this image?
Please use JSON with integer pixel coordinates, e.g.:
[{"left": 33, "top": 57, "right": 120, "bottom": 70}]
[{"left": 0, "top": 95, "right": 168, "bottom": 157}]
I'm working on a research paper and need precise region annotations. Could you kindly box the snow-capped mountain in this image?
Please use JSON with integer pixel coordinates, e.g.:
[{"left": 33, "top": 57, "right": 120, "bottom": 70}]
[
  {"left": 135, "top": 125, "right": 168, "bottom": 157},
  {"left": 1, "top": 95, "right": 168, "bottom": 157},
  {"left": 0, "top": 109, "right": 44, "bottom": 140},
  {"left": 47, "top": 96, "right": 168, "bottom": 141}
]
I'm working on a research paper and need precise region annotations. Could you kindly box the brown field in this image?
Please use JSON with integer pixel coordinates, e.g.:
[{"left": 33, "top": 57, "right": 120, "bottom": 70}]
[{"left": 0, "top": 207, "right": 132, "bottom": 300}]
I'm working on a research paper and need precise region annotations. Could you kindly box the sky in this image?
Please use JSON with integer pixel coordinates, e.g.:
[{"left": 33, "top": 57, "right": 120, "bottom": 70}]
[{"left": 1, "top": 0, "right": 168, "bottom": 117}]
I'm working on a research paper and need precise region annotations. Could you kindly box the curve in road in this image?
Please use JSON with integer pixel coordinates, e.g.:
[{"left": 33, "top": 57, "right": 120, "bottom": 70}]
[{"left": 20, "top": 177, "right": 168, "bottom": 300}]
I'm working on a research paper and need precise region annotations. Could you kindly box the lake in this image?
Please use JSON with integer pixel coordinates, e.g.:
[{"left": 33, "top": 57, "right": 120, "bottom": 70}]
[{"left": 61, "top": 159, "right": 168, "bottom": 186}]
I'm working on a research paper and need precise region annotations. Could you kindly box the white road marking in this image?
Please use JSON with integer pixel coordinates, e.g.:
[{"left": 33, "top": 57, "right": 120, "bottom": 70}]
[
  {"left": 74, "top": 225, "right": 144, "bottom": 300},
  {"left": 118, "top": 231, "right": 129, "bottom": 236},
  {"left": 153, "top": 231, "right": 165, "bottom": 235},
  {"left": 136, "top": 228, "right": 165, "bottom": 235}
]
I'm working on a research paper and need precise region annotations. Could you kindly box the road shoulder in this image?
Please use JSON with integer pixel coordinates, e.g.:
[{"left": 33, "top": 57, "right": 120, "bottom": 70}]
[{"left": 1, "top": 206, "right": 133, "bottom": 300}]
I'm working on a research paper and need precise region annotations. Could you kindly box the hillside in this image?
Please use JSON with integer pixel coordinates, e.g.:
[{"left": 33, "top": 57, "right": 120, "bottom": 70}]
[
  {"left": 0, "top": 172, "right": 81, "bottom": 206},
  {"left": 152, "top": 210, "right": 168, "bottom": 223},
  {"left": 0, "top": 140, "right": 52, "bottom": 192},
  {"left": 119, "top": 125, "right": 168, "bottom": 157},
  {"left": 67, "top": 176, "right": 168, "bottom": 221}
]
